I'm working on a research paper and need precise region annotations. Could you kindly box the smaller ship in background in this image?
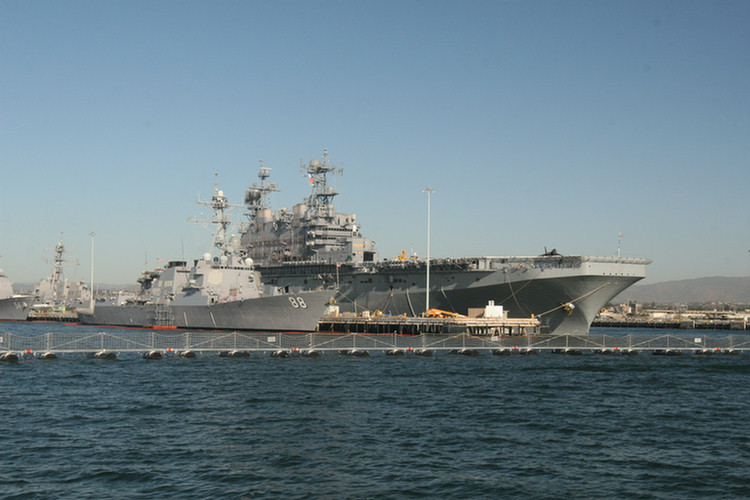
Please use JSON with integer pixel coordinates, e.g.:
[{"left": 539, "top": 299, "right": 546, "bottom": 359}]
[{"left": 31, "top": 235, "right": 90, "bottom": 319}]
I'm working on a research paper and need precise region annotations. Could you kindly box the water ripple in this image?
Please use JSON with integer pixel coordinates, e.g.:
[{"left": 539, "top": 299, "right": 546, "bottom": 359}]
[{"left": 1, "top": 328, "right": 749, "bottom": 498}]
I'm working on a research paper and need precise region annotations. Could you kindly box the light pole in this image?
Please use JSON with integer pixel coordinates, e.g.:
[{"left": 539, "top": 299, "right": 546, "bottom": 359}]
[
  {"left": 423, "top": 186, "right": 435, "bottom": 314},
  {"left": 89, "top": 231, "right": 95, "bottom": 311}
]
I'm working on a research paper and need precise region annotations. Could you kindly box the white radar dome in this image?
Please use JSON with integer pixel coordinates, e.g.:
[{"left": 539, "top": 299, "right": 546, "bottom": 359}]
[{"left": 230, "top": 235, "right": 241, "bottom": 252}]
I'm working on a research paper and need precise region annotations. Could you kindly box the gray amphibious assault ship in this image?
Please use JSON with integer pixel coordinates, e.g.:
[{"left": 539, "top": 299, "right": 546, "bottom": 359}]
[
  {"left": 240, "top": 150, "right": 651, "bottom": 335},
  {"left": 78, "top": 180, "right": 333, "bottom": 331}
]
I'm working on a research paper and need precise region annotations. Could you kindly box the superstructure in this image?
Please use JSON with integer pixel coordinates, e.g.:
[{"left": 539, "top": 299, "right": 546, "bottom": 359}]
[{"left": 79, "top": 178, "right": 333, "bottom": 331}]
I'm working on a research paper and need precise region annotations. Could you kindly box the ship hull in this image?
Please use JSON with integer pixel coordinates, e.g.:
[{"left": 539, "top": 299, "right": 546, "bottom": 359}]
[
  {"left": 345, "top": 274, "right": 642, "bottom": 335},
  {"left": 78, "top": 291, "right": 332, "bottom": 332},
  {"left": 260, "top": 256, "right": 649, "bottom": 335},
  {"left": 0, "top": 296, "right": 34, "bottom": 321}
]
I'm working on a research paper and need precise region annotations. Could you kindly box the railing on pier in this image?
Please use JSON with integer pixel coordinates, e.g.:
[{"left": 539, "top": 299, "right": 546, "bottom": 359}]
[{"left": 1, "top": 331, "right": 749, "bottom": 356}]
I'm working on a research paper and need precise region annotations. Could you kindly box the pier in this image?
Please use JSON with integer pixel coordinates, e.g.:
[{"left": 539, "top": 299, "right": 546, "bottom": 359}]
[
  {"left": 593, "top": 319, "right": 749, "bottom": 331},
  {"left": 318, "top": 313, "right": 541, "bottom": 336},
  {"left": 1, "top": 330, "right": 749, "bottom": 359}
]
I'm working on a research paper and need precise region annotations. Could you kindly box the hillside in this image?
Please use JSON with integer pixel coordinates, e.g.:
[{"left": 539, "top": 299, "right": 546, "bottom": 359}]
[{"left": 613, "top": 276, "right": 750, "bottom": 304}]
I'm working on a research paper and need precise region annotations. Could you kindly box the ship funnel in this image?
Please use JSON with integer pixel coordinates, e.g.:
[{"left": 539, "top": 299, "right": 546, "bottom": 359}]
[
  {"left": 293, "top": 203, "right": 307, "bottom": 219},
  {"left": 259, "top": 208, "right": 273, "bottom": 223}
]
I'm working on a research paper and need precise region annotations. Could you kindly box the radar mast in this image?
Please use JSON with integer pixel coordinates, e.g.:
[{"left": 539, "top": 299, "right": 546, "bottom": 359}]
[
  {"left": 245, "top": 160, "right": 279, "bottom": 217},
  {"left": 302, "top": 149, "right": 343, "bottom": 218},
  {"left": 45, "top": 233, "right": 68, "bottom": 301},
  {"left": 190, "top": 173, "right": 243, "bottom": 259}
]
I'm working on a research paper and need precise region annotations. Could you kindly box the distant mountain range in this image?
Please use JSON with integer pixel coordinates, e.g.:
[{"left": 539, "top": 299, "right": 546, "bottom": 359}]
[{"left": 613, "top": 276, "right": 750, "bottom": 304}]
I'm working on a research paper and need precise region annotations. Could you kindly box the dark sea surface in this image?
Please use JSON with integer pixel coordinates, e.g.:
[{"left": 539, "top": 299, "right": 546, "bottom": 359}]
[{"left": 1, "top": 323, "right": 749, "bottom": 499}]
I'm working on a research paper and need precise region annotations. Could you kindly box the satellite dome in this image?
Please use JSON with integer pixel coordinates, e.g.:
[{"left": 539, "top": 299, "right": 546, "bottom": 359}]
[
  {"left": 229, "top": 235, "right": 241, "bottom": 253},
  {"left": 310, "top": 159, "right": 321, "bottom": 168}
]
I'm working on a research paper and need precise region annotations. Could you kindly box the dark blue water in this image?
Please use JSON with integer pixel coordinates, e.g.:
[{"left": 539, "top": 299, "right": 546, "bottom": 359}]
[{"left": 1, "top": 323, "right": 749, "bottom": 499}]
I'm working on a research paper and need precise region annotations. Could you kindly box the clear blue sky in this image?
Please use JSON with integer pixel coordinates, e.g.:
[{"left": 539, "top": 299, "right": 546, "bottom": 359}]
[{"left": 1, "top": 0, "right": 748, "bottom": 286}]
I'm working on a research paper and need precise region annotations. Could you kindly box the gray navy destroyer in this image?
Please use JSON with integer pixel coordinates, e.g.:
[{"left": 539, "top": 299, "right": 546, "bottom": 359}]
[
  {"left": 240, "top": 150, "right": 651, "bottom": 334},
  {"left": 78, "top": 181, "right": 333, "bottom": 331},
  {"left": 33, "top": 235, "right": 91, "bottom": 314},
  {"left": 0, "top": 269, "right": 33, "bottom": 321}
]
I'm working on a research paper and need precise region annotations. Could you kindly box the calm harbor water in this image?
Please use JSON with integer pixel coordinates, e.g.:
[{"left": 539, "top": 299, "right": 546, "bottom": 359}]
[{"left": 1, "top": 323, "right": 749, "bottom": 499}]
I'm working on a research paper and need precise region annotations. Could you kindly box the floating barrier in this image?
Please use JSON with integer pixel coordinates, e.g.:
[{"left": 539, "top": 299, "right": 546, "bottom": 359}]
[
  {"left": 552, "top": 348, "right": 583, "bottom": 355},
  {"left": 1, "top": 331, "right": 749, "bottom": 359},
  {"left": 449, "top": 348, "right": 479, "bottom": 356},
  {"left": 339, "top": 349, "right": 369, "bottom": 357},
  {"left": 221, "top": 350, "right": 250, "bottom": 358},
  {"left": 0, "top": 352, "right": 18, "bottom": 362}
]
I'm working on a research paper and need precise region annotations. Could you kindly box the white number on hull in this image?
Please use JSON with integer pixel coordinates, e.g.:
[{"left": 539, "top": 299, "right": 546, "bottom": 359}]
[{"left": 288, "top": 296, "right": 308, "bottom": 309}]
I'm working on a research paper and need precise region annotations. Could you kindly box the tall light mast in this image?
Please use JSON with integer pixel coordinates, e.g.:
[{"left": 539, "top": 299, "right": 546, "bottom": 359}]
[
  {"left": 89, "top": 231, "right": 95, "bottom": 311},
  {"left": 423, "top": 186, "right": 435, "bottom": 314}
]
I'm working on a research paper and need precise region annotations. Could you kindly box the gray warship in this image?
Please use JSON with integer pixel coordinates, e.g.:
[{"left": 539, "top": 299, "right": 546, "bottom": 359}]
[
  {"left": 78, "top": 181, "right": 333, "bottom": 331},
  {"left": 0, "top": 269, "right": 33, "bottom": 321},
  {"left": 33, "top": 235, "right": 91, "bottom": 314},
  {"left": 240, "top": 150, "right": 651, "bottom": 334}
]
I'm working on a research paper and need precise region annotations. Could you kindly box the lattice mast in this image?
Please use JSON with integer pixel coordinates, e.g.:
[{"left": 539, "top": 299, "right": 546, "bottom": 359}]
[
  {"left": 190, "top": 173, "right": 243, "bottom": 258},
  {"left": 244, "top": 160, "right": 279, "bottom": 216},
  {"left": 302, "top": 149, "right": 342, "bottom": 218}
]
